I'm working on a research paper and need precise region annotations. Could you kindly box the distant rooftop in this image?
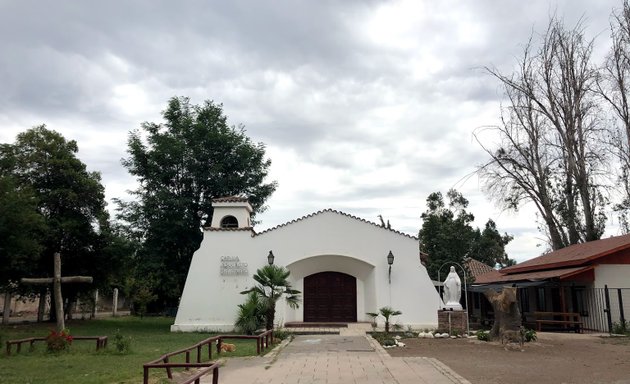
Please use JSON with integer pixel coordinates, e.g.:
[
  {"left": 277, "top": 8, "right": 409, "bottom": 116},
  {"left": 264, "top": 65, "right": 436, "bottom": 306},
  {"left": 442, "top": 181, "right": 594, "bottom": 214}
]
[{"left": 465, "top": 258, "right": 494, "bottom": 279}]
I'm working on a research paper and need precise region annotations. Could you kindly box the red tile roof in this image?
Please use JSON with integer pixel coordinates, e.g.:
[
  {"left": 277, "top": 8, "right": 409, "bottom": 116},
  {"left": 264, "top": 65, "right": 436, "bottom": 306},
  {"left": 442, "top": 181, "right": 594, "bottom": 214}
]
[
  {"left": 501, "top": 233, "right": 630, "bottom": 274},
  {"left": 465, "top": 258, "right": 495, "bottom": 279},
  {"left": 473, "top": 268, "right": 503, "bottom": 284},
  {"left": 474, "top": 266, "right": 594, "bottom": 284}
]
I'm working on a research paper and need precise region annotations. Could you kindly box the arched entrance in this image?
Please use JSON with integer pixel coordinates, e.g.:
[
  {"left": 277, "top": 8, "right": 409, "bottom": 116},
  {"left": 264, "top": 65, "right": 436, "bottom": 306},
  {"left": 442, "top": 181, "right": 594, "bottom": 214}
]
[{"left": 303, "top": 271, "right": 357, "bottom": 322}]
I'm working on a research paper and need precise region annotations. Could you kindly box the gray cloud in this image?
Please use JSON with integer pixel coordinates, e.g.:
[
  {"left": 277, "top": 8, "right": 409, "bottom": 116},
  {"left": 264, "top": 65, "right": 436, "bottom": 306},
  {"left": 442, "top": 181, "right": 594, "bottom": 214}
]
[{"left": 0, "top": 0, "right": 622, "bottom": 261}]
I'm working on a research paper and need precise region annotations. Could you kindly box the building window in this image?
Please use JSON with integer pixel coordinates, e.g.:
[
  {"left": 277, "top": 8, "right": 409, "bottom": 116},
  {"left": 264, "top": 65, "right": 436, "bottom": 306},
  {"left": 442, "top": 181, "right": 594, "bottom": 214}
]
[
  {"left": 519, "top": 288, "right": 530, "bottom": 313},
  {"left": 572, "top": 288, "right": 587, "bottom": 316},
  {"left": 536, "top": 287, "right": 546, "bottom": 311},
  {"left": 220, "top": 215, "right": 239, "bottom": 228}
]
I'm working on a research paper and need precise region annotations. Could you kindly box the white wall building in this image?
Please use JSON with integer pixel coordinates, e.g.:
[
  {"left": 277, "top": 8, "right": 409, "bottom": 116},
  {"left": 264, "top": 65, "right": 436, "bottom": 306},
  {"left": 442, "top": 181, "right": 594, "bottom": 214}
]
[{"left": 171, "top": 197, "right": 442, "bottom": 332}]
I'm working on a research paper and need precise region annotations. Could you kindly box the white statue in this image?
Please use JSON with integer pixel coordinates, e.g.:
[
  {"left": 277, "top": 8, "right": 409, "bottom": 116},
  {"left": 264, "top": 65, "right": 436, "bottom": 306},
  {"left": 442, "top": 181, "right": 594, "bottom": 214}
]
[{"left": 443, "top": 266, "right": 463, "bottom": 310}]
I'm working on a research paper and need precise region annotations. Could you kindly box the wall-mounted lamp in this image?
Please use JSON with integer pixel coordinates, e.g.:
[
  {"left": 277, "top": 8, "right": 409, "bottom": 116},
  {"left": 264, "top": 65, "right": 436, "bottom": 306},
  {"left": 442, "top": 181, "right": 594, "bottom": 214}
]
[
  {"left": 267, "top": 250, "right": 275, "bottom": 265},
  {"left": 387, "top": 250, "right": 394, "bottom": 283}
]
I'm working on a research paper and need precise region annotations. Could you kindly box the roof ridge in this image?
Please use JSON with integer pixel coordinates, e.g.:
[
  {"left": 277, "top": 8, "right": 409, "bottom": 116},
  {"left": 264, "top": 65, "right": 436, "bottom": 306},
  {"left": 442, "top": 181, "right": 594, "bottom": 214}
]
[
  {"left": 212, "top": 196, "right": 249, "bottom": 203},
  {"left": 254, "top": 208, "right": 418, "bottom": 240},
  {"left": 204, "top": 227, "right": 255, "bottom": 232}
]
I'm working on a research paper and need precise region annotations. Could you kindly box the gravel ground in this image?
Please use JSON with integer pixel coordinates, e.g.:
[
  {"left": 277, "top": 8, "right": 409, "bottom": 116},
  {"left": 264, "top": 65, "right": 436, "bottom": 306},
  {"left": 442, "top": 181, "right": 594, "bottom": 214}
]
[{"left": 386, "top": 332, "right": 630, "bottom": 384}]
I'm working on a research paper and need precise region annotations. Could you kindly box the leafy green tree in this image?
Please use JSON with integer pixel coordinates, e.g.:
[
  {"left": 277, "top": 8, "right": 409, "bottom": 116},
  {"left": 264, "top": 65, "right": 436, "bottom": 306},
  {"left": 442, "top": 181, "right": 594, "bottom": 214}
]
[
  {"left": 240, "top": 265, "right": 300, "bottom": 330},
  {"left": 118, "top": 96, "right": 277, "bottom": 308},
  {"left": 131, "top": 285, "right": 158, "bottom": 319},
  {"left": 1, "top": 126, "right": 110, "bottom": 318},
  {"left": 419, "top": 190, "right": 476, "bottom": 280},
  {"left": 0, "top": 175, "right": 45, "bottom": 292},
  {"left": 468, "top": 220, "right": 515, "bottom": 268},
  {"left": 419, "top": 189, "right": 513, "bottom": 280}
]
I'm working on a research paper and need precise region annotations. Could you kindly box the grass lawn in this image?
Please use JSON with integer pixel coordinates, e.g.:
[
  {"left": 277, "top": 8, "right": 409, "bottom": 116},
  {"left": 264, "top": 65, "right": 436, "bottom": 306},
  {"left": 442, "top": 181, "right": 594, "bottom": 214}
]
[{"left": 0, "top": 316, "right": 264, "bottom": 384}]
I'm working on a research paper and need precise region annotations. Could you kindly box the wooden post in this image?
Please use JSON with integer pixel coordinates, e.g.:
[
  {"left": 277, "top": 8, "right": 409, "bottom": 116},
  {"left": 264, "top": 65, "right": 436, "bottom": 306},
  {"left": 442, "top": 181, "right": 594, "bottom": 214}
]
[
  {"left": 53, "top": 253, "right": 65, "bottom": 331},
  {"left": 21, "top": 252, "right": 93, "bottom": 332},
  {"left": 92, "top": 289, "right": 99, "bottom": 319},
  {"left": 113, "top": 288, "right": 118, "bottom": 317},
  {"left": 2, "top": 291, "right": 11, "bottom": 325}
]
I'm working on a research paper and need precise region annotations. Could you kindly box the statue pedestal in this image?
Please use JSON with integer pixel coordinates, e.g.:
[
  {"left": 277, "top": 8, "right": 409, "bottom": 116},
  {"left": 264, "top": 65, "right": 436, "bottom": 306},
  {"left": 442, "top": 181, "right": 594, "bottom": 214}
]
[{"left": 437, "top": 309, "right": 468, "bottom": 335}]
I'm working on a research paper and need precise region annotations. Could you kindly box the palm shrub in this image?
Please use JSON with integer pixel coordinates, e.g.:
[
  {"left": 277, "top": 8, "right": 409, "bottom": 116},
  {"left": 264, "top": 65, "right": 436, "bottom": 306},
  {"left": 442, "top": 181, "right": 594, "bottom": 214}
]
[
  {"left": 235, "top": 292, "right": 266, "bottom": 334},
  {"left": 240, "top": 265, "right": 301, "bottom": 330},
  {"left": 366, "top": 306, "right": 402, "bottom": 333}
]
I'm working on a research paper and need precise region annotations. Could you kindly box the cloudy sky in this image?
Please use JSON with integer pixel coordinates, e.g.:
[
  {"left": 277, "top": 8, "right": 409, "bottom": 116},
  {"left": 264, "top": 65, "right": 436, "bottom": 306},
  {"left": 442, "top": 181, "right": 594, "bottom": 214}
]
[{"left": 0, "top": 0, "right": 624, "bottom": 262}]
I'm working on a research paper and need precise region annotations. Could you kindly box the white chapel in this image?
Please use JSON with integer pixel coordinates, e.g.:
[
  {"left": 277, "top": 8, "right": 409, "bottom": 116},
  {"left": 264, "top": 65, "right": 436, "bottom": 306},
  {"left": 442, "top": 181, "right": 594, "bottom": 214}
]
[{"left": 171, "top": 197, "right": 442, "bottom": 331}]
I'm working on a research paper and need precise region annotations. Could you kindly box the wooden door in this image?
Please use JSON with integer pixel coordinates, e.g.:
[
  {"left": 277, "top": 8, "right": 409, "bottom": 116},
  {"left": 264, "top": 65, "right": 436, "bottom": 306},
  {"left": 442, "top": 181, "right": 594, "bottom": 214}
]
[{"left": 304, "top": 271, "right": 357, "bottom": 322}]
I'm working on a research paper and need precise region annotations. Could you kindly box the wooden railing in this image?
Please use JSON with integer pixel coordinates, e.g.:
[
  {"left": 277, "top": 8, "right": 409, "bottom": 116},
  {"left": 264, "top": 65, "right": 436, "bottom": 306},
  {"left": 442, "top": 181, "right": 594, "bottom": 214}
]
[
  {"left": 143, "top": 330, "right": 274, "bottom": 384},
  {"left": 6, "top": 336, "right": 108, "bottom": 355}
]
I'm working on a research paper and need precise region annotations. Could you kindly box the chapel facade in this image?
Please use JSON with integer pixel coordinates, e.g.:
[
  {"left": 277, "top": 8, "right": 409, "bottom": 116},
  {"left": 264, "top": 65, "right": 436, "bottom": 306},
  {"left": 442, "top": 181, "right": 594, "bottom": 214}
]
[{"left": 171, "top": 197, "right": 442, "bottom": 331}]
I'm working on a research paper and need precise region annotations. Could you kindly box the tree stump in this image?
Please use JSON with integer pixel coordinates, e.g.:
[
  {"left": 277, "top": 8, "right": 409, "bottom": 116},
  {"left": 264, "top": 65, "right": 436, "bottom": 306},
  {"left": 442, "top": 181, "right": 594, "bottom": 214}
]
[{"left": 484, "top": 287, "right": 521, "bottom": 340}]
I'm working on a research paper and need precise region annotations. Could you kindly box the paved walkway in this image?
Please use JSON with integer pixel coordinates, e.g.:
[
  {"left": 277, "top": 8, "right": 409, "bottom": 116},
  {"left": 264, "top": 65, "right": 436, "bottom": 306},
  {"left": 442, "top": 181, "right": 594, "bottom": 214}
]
[{"left": 213, "top": 327, "right": 471, "bottom": 384}]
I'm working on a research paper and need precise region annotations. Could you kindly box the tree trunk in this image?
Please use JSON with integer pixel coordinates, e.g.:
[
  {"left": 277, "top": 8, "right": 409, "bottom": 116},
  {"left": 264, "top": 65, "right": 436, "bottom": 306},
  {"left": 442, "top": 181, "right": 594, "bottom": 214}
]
[
  {"left": 37, "top": 287, "right": 47, "bottom": 322},
  {"left": 266, "top": 303, "right": 275, "bottom": 331},
  {"left": 93, "top": 289, "right": 99, "bottom": 319},
  {"left": 484, "top": 287, "right": 522, "bottom": 340},
  {"left": 53, "top": 253, "right": 65, "bottom": 332},
  {"left": 112, "top": 288, "right": 118, "bottom": 317},
  {"left": 2, "top": 292, "right": 11, "bottom": 325}
]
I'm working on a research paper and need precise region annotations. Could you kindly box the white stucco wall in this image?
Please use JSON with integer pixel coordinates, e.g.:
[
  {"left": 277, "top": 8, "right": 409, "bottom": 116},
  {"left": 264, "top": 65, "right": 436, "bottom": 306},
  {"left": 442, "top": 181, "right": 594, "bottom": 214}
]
[
  {"left": 593, "top": 264, "right": 630, "bottom": 288},
  {"left": 171, "top": 210, "right": 442, "bottom": 332},
  {"left": 210, "top": 202, "right": 252, "bottom": 228}
]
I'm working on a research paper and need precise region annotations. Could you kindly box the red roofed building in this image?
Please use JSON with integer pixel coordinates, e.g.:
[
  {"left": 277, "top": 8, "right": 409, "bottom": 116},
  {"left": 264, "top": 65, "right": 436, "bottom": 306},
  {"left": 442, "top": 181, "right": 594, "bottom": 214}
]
[{"left": 473, "top": 234, "right": 630, "bottom": 332}]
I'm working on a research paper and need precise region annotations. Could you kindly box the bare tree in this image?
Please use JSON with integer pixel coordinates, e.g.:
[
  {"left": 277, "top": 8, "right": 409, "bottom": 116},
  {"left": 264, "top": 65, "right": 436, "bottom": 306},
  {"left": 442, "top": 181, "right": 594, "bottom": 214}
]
[
  {"left": 598, "top": 1, "right": 630, "bottom": 233},
  {"left": 478, "top": 17, "right": 607, "bottom": 250}
]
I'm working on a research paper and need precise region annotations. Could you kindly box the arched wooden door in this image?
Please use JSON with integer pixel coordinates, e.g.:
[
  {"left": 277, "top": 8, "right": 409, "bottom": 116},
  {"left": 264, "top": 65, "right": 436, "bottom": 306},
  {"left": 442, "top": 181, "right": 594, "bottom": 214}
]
[{"left": 303, "top": 271, "right": 357, "bottom": 322}]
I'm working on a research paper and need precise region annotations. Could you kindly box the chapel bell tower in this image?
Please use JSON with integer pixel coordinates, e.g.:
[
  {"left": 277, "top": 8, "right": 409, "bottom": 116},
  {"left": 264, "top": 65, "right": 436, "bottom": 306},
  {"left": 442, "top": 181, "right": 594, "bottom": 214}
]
[{"left": 210, "top": 196, "right": 253, "bottom": 229}]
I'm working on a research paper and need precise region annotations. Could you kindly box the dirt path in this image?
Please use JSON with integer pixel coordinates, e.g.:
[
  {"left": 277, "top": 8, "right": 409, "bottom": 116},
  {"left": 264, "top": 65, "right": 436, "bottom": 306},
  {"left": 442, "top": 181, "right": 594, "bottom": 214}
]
[{"left": 387, "top": 333, "right": 630, "bottom": 384}]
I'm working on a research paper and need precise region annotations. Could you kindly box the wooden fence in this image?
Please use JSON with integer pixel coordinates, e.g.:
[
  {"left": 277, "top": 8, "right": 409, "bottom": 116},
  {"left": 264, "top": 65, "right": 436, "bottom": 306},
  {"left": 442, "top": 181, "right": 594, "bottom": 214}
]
[{"left": 143, "top": 330, "right": 274, "bottom": 384}]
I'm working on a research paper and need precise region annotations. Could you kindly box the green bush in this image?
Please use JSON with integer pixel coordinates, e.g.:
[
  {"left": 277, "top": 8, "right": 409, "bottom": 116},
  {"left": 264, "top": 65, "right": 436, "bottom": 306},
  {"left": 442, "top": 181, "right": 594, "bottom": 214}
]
[
  {"left": 273, "top": 328, "right": 292, "bottom": 341},
  {"left": 113, "top": 329, "right": 132, "bottom": 354},
  {"left": 523, "top": 328, "right": 537, "bottom": 342},
  {"left": 476, "top": 330, "right": 490, "bottom": 341},
  {"left": 382, "top": 338, "right": 396, "bottom": 347},
  {"left": 612, "top": 320, "right": 629, "bottom": 335},
  {"left": 132, "top": 286, "right": 158, "bottom": 318}
]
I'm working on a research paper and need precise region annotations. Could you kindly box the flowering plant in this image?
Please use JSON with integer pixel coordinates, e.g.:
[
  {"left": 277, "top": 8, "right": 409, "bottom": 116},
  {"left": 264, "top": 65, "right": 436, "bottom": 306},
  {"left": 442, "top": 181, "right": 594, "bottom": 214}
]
[{"left": 45, "top": 328, "right": 73, "bottom": 352}]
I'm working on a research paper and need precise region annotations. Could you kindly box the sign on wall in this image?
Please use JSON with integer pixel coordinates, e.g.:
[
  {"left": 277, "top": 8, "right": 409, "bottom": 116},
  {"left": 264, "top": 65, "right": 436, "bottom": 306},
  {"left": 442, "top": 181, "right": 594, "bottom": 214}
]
[{"left": 220, "top": 256, "right": 249, "bottom": 276}]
